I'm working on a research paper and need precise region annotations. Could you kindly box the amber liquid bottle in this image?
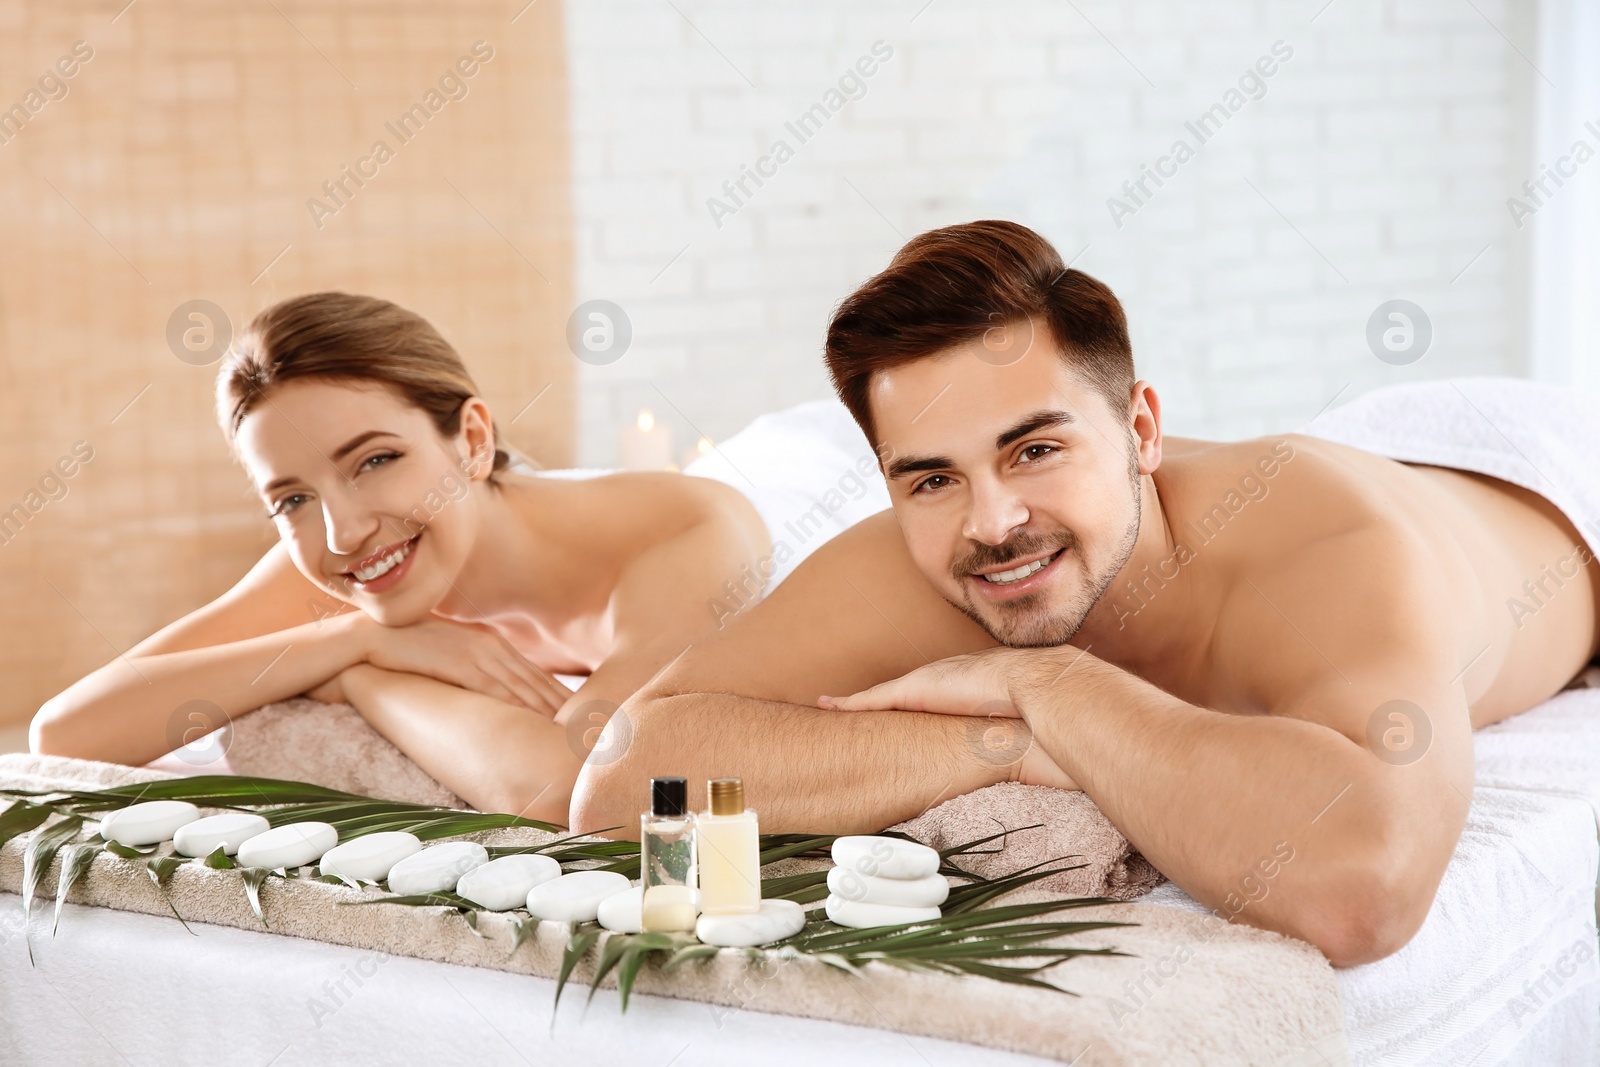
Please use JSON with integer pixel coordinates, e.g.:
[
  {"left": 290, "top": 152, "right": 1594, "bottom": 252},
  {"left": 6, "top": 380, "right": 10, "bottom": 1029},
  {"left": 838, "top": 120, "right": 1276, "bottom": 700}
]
[{"left": 696, "top": 777, "right": 761, "bottom": 915}]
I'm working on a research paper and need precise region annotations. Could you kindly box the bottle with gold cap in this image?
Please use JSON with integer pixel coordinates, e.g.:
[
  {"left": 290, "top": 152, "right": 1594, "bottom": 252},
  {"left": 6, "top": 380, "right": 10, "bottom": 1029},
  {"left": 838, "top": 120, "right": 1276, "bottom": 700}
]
[{"left": 696, "top": 777, "right": 761, "bottom": 916}]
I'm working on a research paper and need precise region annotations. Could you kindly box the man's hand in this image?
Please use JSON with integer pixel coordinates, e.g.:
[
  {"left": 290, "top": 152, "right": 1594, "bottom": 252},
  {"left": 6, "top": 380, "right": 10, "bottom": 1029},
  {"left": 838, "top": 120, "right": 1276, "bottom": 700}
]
[
  {"left": 817, "top": 645, "right": 1029, "bottom": 716},
  {"left": 817, "top": 645, "right": 1085, "bottom": 791}
]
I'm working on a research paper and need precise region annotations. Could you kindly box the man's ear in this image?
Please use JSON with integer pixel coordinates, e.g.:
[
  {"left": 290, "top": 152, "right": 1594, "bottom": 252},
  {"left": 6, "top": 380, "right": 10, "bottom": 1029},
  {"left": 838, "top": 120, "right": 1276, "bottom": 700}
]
[
  {"left": 455, "top": 396, "right": 497, "bottom": 481},
  {"left": 1129, "top": 380, "right": 1162, "bottom": 474}
]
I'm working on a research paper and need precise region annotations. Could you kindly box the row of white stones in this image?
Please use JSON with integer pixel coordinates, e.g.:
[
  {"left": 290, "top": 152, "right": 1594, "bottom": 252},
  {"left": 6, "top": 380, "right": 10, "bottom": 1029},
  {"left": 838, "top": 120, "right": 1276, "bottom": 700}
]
[{"left": 92, "top": 801, "right": 818, "bottom": 945}]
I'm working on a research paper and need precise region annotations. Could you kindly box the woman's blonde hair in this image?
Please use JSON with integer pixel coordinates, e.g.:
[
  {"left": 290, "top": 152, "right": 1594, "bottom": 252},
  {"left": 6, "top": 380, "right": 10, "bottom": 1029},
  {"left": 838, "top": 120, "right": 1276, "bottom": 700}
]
[{"left": 216, "top": 292, "right": 525, "bottom": 482}]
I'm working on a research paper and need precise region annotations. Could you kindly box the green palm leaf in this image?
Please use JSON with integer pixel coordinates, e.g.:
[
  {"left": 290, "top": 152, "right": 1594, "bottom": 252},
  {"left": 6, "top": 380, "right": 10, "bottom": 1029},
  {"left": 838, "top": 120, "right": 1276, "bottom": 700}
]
[
  {"left": 553, "top": 923, "right": 604, "bottom": 1014},
  {"left": 103, "top": 839, "right": 156, "bottom": 859},
  {"left": 239, "top": 866, "right": 274, "bottom": 927},
  {"left": 52, "top": 840, "right": 103, "bottom": 935},
  {"left": 3, "top": 776, "right": 1138, "bottom": 1007},
  {"left": 0, "top": 800, "right": 52, "bottom": 851},
  {"left": 21, "top": 813, "right": 83, "bottom": 964},
  {"left": 146, "top": 854, "right": 196, "bottom": 934}
]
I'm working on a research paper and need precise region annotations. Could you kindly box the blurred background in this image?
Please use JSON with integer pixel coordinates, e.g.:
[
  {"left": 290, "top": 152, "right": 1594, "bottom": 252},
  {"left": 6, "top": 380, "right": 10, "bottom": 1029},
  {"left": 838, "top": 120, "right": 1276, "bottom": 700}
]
[{"left": 1, "top": 0, "right": 1596, "bottom": 744}]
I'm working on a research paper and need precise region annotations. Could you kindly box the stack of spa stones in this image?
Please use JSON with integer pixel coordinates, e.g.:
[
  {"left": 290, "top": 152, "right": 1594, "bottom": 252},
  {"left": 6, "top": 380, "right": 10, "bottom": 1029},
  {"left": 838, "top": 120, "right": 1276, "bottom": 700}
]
[{"left": 824, "top": 835, "right": 949, "bottom": 928}]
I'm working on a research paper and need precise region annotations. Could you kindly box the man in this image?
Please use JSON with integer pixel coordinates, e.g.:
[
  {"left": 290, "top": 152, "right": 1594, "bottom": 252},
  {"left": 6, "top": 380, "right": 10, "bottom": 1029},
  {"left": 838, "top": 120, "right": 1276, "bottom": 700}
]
[{"left": 569, "top": 221, "right": 1600, "bottom": 966}]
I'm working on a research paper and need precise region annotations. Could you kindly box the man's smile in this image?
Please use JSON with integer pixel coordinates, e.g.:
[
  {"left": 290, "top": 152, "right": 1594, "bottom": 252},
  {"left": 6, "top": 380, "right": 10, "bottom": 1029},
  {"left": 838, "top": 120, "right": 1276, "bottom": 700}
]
[{"left": 967, "top": 546, "right": 1066, "bottom": 600}]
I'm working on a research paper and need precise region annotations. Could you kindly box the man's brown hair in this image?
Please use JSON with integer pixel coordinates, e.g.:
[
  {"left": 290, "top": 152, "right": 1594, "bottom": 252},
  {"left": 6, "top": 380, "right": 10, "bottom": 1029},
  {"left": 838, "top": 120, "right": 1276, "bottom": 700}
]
[{"left": 824, "top": 220, "right": 1135, "bottom": 445}]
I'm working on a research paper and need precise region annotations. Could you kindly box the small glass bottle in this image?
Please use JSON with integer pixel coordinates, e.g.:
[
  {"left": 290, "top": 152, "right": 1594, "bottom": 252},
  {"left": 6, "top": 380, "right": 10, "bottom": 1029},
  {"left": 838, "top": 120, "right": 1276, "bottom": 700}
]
[
  {"left": 697, "top": 777, "right": 761, "bottom": 915},
  {"left": 640, "top": 776, "right": 698, "bottom": 932}
]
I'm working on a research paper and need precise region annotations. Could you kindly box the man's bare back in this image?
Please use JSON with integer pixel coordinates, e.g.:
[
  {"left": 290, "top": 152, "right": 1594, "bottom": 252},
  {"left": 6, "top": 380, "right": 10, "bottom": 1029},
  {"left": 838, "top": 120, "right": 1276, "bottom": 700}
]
[{"left": 1124, "top": 433, "right": 1600, "bottom": 731}]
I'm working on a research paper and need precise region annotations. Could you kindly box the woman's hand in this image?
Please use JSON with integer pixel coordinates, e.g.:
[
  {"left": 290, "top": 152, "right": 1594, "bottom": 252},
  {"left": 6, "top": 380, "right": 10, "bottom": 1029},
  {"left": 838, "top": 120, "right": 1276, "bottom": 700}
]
[{"left": 359, "top": 614, "right": 573, "bottom": 717}]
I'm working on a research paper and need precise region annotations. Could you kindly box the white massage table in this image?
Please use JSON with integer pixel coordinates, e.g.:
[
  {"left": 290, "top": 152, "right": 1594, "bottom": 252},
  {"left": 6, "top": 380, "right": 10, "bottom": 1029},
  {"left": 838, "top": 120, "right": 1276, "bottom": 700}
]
[{"left": 4, "top": 685, "right": 1597, "bottom": 1066}]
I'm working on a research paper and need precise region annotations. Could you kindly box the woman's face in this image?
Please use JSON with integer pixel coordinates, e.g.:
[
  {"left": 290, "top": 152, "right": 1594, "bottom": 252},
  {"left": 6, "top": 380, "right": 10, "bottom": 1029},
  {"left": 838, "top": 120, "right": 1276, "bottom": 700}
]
[{"left": 234, "top": 378, "right": 491, "bottom": 626}]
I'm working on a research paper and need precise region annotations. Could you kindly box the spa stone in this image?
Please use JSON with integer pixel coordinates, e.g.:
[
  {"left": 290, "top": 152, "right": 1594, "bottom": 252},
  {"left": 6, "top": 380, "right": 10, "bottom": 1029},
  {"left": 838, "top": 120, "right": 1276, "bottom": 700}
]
[
  {"left": 456, "top": 853, "right": 562, "bottom": 911},
  {"left": 824, "top": 894, "right": 941, "bottom": 929},
  {"left": 525, "top": 869, "right": 631, "bottom": 922},
  {"left": 97, "top": 801, "right": 201, "bottom": 847},
  {"left": 237, "top": 821, "right": 339, "bottom": 870},
  {"left": 596, "top": 885, "right": 644, "bottom": 933},
  {"left": 172, "top": 812, "right": 270, "bottom": 857},
  {"left": 826, "top": 866, "right": 949, "bottom": 908},
  {"left": 696, "top": 898, "right": 807, "bottom": 947},
  {"left": 319, "top": 831, "right": 423, "bottom": 883},
  {"left": 386, "top": 841, "right": 488, "bottom": 896},
  {"left": 829, "top": 835, "right": 940, "bottom": 881}
]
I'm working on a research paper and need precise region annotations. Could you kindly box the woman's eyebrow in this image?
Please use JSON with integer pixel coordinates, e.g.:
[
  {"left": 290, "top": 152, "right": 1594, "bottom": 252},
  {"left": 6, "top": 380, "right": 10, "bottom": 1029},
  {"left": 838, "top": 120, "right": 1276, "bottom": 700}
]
[
  {"left": 330, "top": 429, "right": 400, "bottom": 461},
  {"left": 261, "top": 430, "right": 400, "bottom": 493}
]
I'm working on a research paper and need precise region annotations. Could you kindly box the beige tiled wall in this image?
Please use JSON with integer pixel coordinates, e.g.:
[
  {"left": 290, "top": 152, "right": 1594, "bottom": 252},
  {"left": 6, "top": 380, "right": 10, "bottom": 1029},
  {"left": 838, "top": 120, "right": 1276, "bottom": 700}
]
[{"left": 0, "top": 0, "right": 575, "bottom": 729}]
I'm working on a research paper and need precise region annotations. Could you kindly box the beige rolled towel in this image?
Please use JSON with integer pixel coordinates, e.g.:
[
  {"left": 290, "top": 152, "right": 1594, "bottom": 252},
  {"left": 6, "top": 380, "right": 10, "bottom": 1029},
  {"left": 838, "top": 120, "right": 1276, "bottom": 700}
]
[
  {"left": 148, "top": 700, "right": 1164, "bottom": 901},
  {"left": 889, "top": 782, "right": 1165, "bottom": 901},
  {"left": 150, "top": 697, "right": 466, "bottom": 809}
]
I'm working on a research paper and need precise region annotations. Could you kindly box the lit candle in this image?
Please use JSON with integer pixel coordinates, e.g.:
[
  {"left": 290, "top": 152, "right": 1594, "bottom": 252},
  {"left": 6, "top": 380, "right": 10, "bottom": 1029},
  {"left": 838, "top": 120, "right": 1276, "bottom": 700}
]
[
  {"left": 681, "top": 435, "right": 714, "bottom": 469},
  {"left": 618, "top": 407, "right": 674, "bottom": 470}
]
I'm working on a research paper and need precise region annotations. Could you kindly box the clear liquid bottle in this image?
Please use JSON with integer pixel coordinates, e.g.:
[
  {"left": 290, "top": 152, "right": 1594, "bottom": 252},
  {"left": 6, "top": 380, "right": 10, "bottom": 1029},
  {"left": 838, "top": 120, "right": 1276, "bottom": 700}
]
[
  {"left": 640, "top": 776, "right": 698, "bottom": 932},
  {"left": 697, "top": 777, "right": 761, "bottom": 915}
]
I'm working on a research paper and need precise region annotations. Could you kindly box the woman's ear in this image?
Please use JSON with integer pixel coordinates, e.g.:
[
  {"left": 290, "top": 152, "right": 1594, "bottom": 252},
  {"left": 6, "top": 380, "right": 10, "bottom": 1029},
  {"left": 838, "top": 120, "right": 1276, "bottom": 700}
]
[{"left": 456, "top": 397, "right": 497, "bottom": 481}]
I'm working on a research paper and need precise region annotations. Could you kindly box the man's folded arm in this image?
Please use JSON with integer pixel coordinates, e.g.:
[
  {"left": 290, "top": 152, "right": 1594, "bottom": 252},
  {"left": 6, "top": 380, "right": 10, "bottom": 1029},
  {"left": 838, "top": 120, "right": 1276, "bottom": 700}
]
[
  {"left": 1015, "top": 538, "right": 1475, "bottom": 967},
  {"left": 568, "top": 686, "right": 1019, "bottom": 840}
]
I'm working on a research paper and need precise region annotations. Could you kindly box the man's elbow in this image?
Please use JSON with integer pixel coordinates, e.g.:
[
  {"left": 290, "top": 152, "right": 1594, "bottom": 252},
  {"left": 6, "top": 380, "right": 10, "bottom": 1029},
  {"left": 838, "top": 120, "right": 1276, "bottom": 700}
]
[
  {"left": 1305, "top": 904, "right": 1418, "bottom": 968},
  {"left": 566, "top": 697, "right": 658, "bottom": 840},
  {"left": 1300, "top": 853, "right": 1432, "bottom": 967},
  {"left": 567, "top": 759, "right": 642, "bottom": 840}
]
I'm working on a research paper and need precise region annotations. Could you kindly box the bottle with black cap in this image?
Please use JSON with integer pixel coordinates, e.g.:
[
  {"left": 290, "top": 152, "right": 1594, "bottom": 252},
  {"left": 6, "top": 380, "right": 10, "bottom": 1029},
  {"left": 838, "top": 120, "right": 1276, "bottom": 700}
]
[{"left": 640, "top": 776, "right": 698, "bottom": 932}]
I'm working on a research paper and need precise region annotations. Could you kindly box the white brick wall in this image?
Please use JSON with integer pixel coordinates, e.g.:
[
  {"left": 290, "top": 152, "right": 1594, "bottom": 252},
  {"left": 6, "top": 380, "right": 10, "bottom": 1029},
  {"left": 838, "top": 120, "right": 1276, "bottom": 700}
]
[{"left": 565, "top": 0, "right": 1535, "bottom": 465}]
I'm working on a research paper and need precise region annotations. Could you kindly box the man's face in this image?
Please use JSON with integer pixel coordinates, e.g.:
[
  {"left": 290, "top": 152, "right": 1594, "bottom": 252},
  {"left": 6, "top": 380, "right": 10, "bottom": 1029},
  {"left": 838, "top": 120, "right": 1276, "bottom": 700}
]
[{"left": 870, "top": 325, "right": 1144, "bottom": 647}]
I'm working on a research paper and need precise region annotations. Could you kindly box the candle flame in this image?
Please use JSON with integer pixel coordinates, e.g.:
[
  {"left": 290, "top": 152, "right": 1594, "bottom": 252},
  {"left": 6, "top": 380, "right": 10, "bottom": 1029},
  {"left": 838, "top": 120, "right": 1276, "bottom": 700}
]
[
  {"left": 696, "top": 436, "right": 713, "bottom": 455},
  {"left": 636, "top": 408, "right": 655, "bottom": 432}
]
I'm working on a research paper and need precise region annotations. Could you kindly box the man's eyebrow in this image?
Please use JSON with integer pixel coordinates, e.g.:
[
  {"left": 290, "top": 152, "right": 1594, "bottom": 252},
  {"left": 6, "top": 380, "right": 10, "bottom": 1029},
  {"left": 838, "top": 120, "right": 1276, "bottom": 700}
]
[
  {"left": 262, "top": 430, "right": 398, "bottom": 493},
  {"left": 885, "top": 454, "right": 957, "bottom": 481},
  {"left": 995, "top": 409, "right": 1076, "bottom": 450}
]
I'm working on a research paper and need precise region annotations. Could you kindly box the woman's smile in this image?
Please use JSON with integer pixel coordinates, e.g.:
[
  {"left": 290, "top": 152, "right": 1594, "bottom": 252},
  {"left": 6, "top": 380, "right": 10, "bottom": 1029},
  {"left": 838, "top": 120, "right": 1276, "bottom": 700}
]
[{"left": 342, "top": 532, "right": 422, "bottom": 593}]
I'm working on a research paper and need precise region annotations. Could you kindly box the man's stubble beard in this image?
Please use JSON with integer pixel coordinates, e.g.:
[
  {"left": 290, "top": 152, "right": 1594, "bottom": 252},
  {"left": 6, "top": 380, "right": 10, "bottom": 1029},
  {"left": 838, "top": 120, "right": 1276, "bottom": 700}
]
[{"left": 946, "top": 442, "right": 1143, "bottom": 648}]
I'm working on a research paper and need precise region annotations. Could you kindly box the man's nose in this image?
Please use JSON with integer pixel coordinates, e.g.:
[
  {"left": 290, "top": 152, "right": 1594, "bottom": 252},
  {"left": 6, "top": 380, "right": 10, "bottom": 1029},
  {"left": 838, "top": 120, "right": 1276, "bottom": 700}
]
[{"left": 962, "top": 477, "right": 1029, "bottom": 545}]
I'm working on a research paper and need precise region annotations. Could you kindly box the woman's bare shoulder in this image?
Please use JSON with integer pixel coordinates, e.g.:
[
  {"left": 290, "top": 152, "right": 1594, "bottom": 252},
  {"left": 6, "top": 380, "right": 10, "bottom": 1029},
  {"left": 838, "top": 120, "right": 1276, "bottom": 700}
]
[{"left": 520, "top": 469, "right": 768, "bottom": 548}]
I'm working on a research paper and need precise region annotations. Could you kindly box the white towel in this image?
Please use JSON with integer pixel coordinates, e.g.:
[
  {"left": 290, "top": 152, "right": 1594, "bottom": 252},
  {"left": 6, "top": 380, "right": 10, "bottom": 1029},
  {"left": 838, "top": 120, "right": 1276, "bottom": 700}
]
[
  {"left": 1298, "top": 376, "right": 1600, "bottom": 558},
  {"left": 1142, "top": 782, "right": 1600, "bottom": 1066},
  {"left": 507, "top": 400, "right": 890, "bottom": 596},
  {"left": 1475, "top": 685, "right": 1600, "bottom": 831},
  {"left": 684, "top": 399, "right": 891, "bottom": 591}
]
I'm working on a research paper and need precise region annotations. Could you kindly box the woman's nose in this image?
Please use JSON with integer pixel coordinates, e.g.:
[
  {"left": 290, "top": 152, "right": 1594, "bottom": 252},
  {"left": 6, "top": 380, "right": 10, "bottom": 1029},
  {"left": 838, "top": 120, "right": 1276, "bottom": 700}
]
[{"left": 321, "top": 493, "right": 378, "bottom": 557}]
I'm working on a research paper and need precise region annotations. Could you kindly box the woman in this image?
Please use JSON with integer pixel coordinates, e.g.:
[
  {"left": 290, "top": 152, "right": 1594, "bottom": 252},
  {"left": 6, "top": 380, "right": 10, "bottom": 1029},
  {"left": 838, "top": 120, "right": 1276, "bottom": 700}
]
[{"left": 31, "top": 292, "right": 770, "bottom": 825}]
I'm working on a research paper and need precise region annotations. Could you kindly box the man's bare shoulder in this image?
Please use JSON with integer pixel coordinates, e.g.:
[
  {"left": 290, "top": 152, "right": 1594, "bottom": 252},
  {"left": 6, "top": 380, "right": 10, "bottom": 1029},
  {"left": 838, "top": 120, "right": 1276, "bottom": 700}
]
[
  {"left": 657, "top": 510, "right": 995, "bottom": 705},
  {"left": 1175, "top": 437, "right": 1469, "bottom": 722}
]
